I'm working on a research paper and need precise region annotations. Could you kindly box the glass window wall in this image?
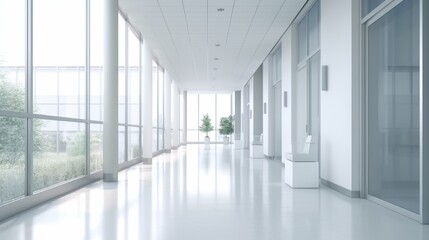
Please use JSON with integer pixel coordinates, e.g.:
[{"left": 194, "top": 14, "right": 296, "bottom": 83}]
[
  {"left": 298, "top": 0, "right": 320, "bottom": 64},
  {"left": 0, "top": 0, "right": 25, "bottom": 113},
  {"left": 33, "top": 120, "right": 86, "bottom": 191},
  {"left": 33, "top": 0, "right": 86, "bottom": 119},
  {"left": 362, "top": 0, "right": 385, "bottom": 17},
  {"left": 0, "top": 2, "right": 146, "bottom": 206},
  {"left": 186, "top": 93, "right": 232, "bottom": 143},
  {"left": 367, "top": 0, "right": 420, "bottom": 214}
]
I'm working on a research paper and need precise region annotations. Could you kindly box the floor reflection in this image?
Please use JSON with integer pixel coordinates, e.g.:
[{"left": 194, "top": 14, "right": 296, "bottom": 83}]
[{"left": 0, "top": 144, "right": 429, "bottom": 240}]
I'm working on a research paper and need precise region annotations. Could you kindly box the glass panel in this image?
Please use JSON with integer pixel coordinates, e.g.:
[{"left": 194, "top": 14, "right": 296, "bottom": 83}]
[
  {"left": 0, "top": 0, "right": 25, "bottom": 112},
  {"left": 152, "top": 62, "right": 158, "bottom": 150},
  {"left": 128, "top": 29, "right": 140, "bottom": 125},
  {"left": 362, "top": 0, "right": 385, "bottom": 17},
  {"left": 180, "top": 93, "right": 184, "bottom": 143},
  {"left": 216, "top": 94, "right": 232, "bottom": 141},
  {"left": 90, "top": 69, "right": 103, "bottom": 121},
  {"left": 34, "top": 69, "right": 57, "bottom": 116},
  {"left": 33, "top": 0, "right": 86, "bottom": 119},
  {"left": 128, "top": 126, "right": 140, "bottom": 160},
  {"left": 199, "top": 94, "right": 216, "bottom": 141},
  {"left": 152, "top": 127, "right": 158, "bottom": 153},
  {"left": 187, "top": 130, "right": 199, "bottom": 142},
  {"left": 90, "top": 0, "right": 104, "bottom": 121},
  {"left": 152, "top": 62, "right": 158, "bottom": 128},
  {"left": 140, "top": 127, "right": 143, "bottom": 157},
  {"left": 118, "top": 69, "right": 126, "bottom": 124},
  {"left": 33, "top": 120, "right": 86, "bottom": 192},
  {"left": 90, "top": 124, "right": 103, "bottom": 173},
  {"left": 118, "top": 125, "right": 125, "bottom": 163},
  {"left": 368, "top": 0, "right": 420, "bottom": 214},
  {"left": 158, "top": 128, "right": 164, "bottom": 150},
  {"left": 158, "top": 69, "right": 164, "bottom": 131},
  {"left": 58, "top": 67, "right": 86, "bottom": 119},
  {"left": 298, "top": 15, "right": 307, "bottom": 63},
  {"left": 187, "top": 94, "right": 198, "bottom": 133},
  {"left": 274, "top": 48, "right": 282, "bottom": 83},
  {"left": 0, "top": 116, "right": 25, "bottom": 204},
  {"left": 308, "top": 0, "right": 320, "bottom": 54}
]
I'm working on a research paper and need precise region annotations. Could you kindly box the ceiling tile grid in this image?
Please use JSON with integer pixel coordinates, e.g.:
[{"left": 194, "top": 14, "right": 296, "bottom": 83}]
[{"left": 120, "top": 0, "right": 307, "bottom": 91}]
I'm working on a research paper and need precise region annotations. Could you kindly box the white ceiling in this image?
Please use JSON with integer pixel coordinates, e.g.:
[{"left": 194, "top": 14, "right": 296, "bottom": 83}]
[{"left": 120, "top": 0, "right": 307, "bottom": 91}]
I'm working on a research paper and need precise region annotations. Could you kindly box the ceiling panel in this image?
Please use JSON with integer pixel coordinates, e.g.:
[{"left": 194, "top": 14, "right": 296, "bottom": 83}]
[{"left": 120, "top": 0, "right": 307, "bottom": 91}]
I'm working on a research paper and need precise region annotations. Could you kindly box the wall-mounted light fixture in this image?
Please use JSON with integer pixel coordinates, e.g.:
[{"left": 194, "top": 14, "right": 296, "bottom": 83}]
[
  {"left": 283, "top": 91, "right": 287, "bottom": 107},
  {"left": 321, "top": 65, "right": 328, "bottom": 91}
]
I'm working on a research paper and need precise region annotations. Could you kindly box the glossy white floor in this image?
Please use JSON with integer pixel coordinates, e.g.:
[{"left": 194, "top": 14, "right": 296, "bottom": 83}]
[{"left": 1, "top": 144, "right": 429, "bottom": 240}]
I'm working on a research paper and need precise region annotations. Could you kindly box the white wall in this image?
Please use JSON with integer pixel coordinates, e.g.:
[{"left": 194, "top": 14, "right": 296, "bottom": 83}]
[
  {"left": 281, "top": 26, "right": 297, "bottom": 163},
  {"left": 263, "top": 58, "right": 274, "bottom": 157},
  {"left": 320, "top": 0, "right": 360, "bottom": 192}
]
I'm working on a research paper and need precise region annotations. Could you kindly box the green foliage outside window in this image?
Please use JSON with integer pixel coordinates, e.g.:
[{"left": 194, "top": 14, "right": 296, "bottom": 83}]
[{"left": 0, "top": 79, "right": 46, "bottom": 164}]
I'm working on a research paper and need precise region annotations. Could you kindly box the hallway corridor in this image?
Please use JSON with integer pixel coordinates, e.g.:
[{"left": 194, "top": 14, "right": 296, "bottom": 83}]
[{"left": 1, "top": 145, "right": 429, "bottom": 240}]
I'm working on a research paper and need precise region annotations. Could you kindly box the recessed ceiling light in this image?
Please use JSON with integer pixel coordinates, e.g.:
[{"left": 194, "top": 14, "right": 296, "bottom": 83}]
[
  {"left": 214, "top": 58, "right": 219, "bottom": 60},
  {"left": 217, "top": 8, "right": 225, "bottom": 12},
  {"left": 213, "top": 68, "right": 218, "bottom": 70},
  {"left": 215, "top": 44, "right": 221, "bottom": 47}
]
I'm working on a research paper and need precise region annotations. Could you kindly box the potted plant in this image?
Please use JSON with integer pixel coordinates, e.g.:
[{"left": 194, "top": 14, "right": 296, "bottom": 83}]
[
  {"left": 219, "top": 115, "right": 234, "bottom": 144},
  {"left": 199, "top": 114, "right": 214, "bottom": 145}
]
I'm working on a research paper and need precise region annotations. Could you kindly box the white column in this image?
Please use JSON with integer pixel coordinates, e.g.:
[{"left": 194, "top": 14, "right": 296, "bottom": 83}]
[
  {"left": 164, "top": 71, "right": 172, "bottom": 152},
  {"left": 281, "top": 27, "right": 296, "bottom": 163},
  {"left": 181, "top": 91, "right": 187, "bottom": 144},
  {"left": 103, "top": 0, "right": 119, "bottom": 182},
  {"left": 171, "top": 81, "right": 180, "bottom": 148},
  {"left": 142, "top": 41, "right": 152, "bottom": 161}
]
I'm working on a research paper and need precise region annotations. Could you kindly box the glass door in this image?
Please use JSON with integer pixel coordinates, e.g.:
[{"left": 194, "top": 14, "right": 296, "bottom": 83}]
[{"left": 366, "top": 0, "right": 420, "bottom": 215}]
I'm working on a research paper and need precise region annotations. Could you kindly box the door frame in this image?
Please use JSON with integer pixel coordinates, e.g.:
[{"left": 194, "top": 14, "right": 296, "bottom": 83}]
[{"left": 362, "top": 0, "right": 423, "bottom": 222}]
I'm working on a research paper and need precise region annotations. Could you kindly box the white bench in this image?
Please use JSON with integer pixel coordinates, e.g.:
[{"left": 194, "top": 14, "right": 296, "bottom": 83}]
[{"left": 284, "top": 135, "right": 319, "bottom": 188}]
